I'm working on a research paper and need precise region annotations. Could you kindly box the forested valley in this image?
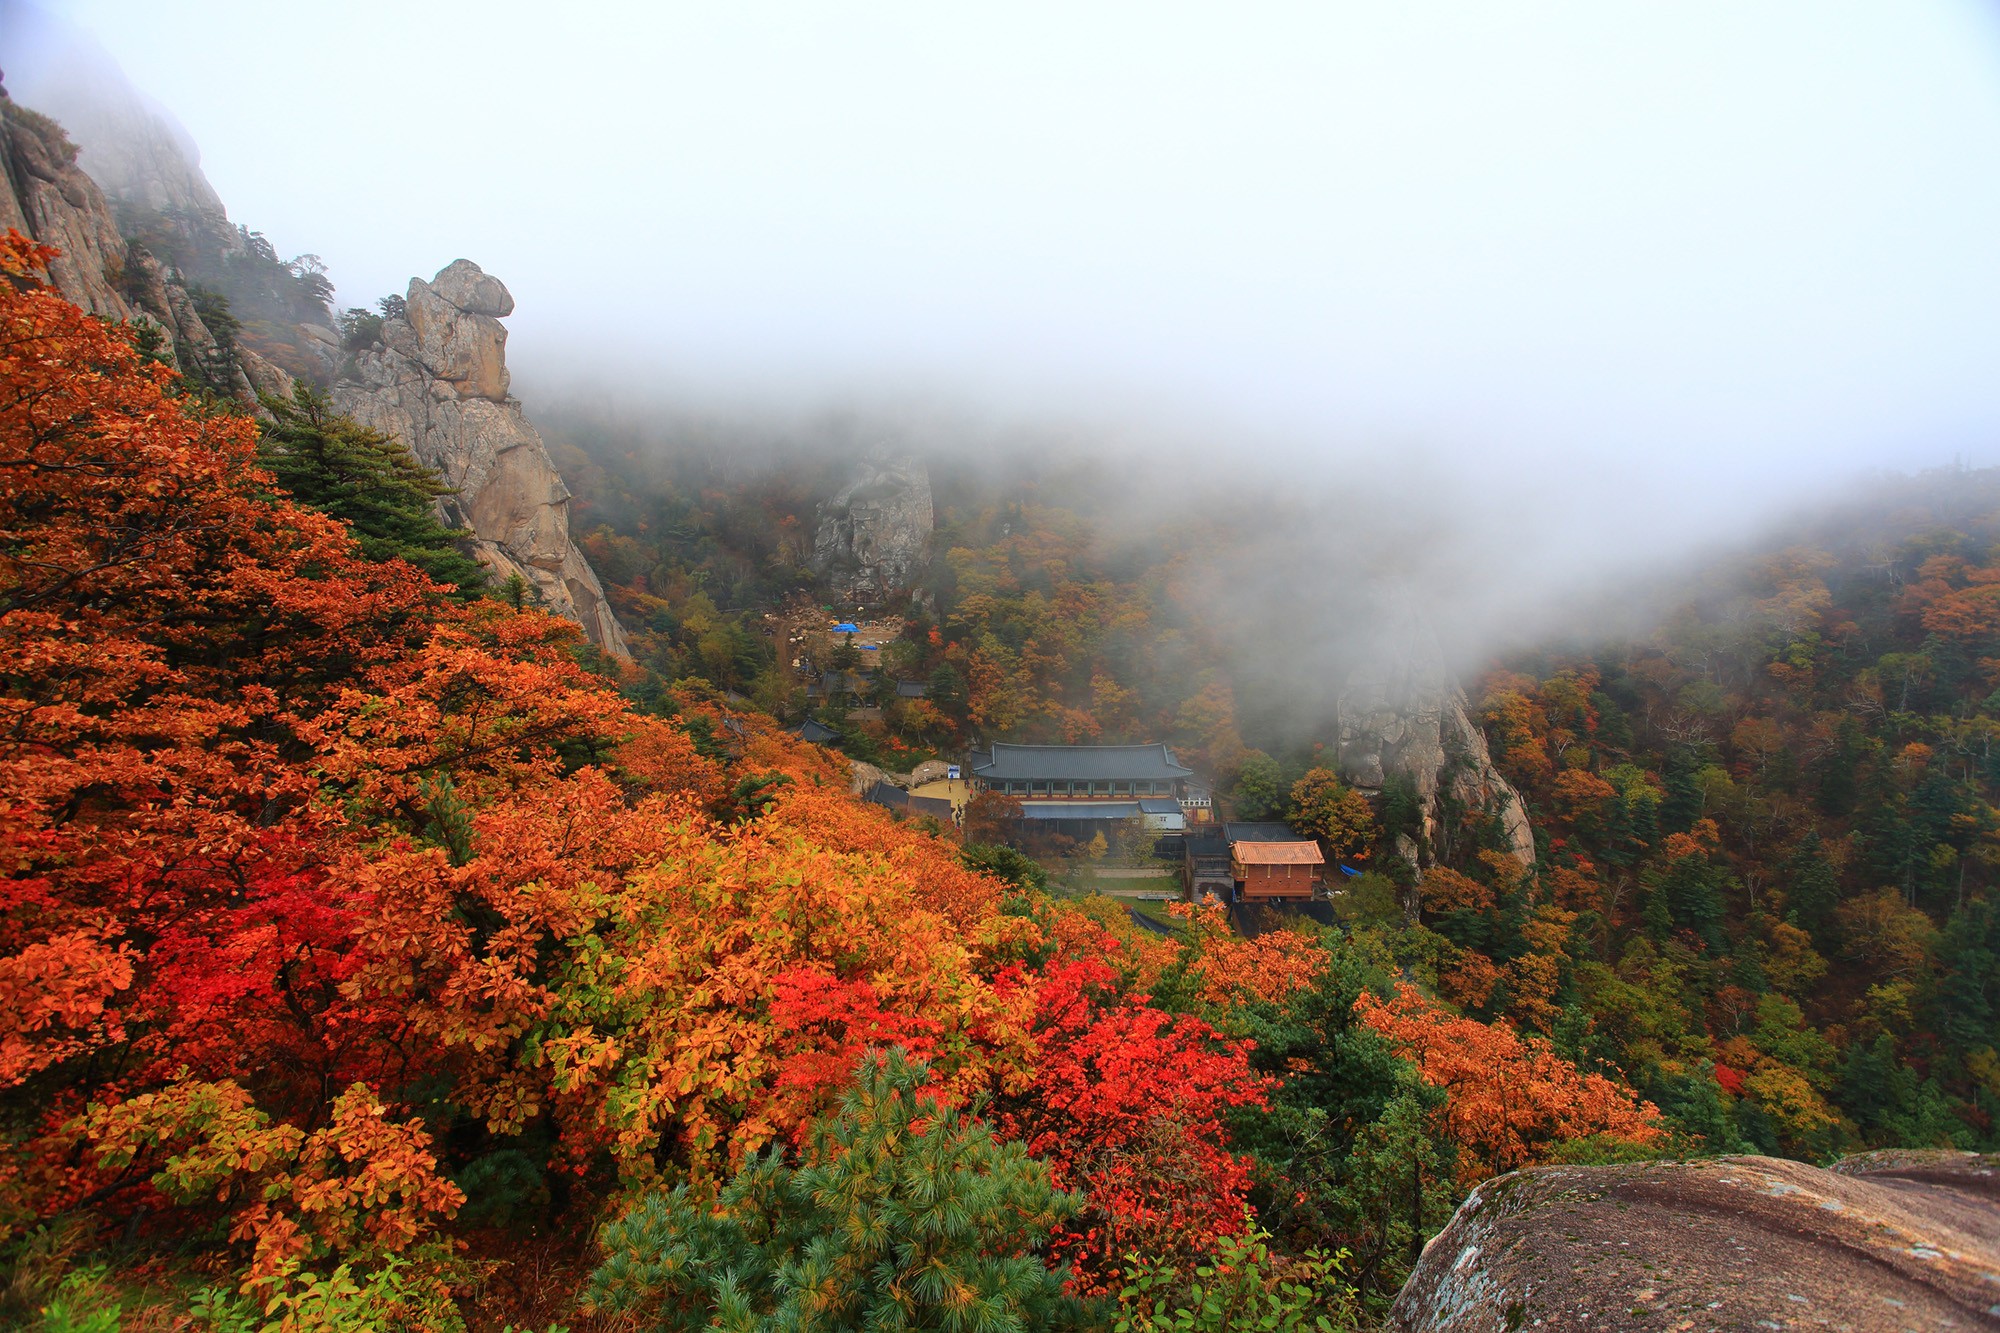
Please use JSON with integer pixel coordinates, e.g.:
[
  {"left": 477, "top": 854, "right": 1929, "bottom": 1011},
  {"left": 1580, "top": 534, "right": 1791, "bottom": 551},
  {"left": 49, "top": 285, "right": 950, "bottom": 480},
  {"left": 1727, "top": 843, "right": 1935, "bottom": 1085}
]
[{"left": 9, "top": 198, "right": 2000, "bottom": 1327}]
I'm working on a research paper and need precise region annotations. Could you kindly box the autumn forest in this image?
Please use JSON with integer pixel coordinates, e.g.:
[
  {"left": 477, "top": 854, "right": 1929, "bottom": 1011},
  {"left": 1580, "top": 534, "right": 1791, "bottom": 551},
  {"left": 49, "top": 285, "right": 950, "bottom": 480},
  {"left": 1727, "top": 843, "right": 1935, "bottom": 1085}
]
[{"left": 5, "top": 185, "right": 2000, "bottom": 1333}]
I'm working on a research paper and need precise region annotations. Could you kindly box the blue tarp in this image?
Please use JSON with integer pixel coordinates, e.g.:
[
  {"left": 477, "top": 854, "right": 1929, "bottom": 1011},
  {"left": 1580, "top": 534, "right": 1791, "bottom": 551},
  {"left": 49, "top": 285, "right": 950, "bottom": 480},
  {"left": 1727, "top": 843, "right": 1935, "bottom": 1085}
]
[
  {"left": 1339, "top": 863, "right": 1363, "bottom": 877},
  {"left": 832, "top": 622, "right": 859, "bottom": 633}
]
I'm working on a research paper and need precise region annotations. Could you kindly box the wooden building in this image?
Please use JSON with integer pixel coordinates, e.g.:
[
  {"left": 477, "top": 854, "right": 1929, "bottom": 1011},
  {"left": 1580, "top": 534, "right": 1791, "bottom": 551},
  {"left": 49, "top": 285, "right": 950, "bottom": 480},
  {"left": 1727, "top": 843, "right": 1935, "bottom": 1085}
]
[
  {"left": 1230, "top": 840, "right": 1324, "bottom": 902},
  {"left": 1218, "top": 822, "right": 1324, "bottom": 902}
]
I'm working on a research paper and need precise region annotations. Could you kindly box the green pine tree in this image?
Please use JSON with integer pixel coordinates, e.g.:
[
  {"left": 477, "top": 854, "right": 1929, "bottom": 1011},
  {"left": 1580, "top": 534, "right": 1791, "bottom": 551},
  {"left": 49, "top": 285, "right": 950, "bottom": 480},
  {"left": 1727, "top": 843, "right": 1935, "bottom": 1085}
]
[
  {"left": 586, "top": 1049, "right": 1091, "bottom": 1332},
  {"left": 257, "top": 384, "right": 489, "bottom": 598}
]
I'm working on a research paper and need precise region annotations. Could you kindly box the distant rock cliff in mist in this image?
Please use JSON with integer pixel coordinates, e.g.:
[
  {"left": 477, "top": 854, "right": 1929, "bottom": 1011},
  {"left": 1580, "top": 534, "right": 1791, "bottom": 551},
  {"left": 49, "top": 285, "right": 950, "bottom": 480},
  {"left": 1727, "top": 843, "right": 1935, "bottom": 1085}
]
[
  {"left": 811, "top": 449, "right": 935, "bottom": 607},
  {"left": 0, "top": 39, "right": 628, "bottom": 655},
  {"left": 335, "top": 261, "right": 628, "bottom": 655},
  {"left": 1336, "top": 602, "right": 1536, "bottom": 869},
  {"left": 0, "top": 95, "right": 310, "bottom": 402}
]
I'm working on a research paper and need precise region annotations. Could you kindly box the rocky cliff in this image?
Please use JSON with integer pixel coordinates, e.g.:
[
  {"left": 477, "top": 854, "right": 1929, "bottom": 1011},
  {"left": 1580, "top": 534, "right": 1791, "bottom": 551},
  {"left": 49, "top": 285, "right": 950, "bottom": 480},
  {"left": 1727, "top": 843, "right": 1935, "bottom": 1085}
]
[
  {"left": 336, "top": 261, "right": 628, "bottom": 656},
  {"left": 0, "top": 57, "right": 627, "bottom": 656},
  {"left": 1336, "top": 602, "right": 1536, "bottom": 869},
  {"left": 0, "top": 94, "right": 293, "bottom": 401},
  {"left": 2, "top": 2, "right": 227, "bottom": 226},
  {"left": 811, "top": 450, "right": 934, "bottom": 606},
  {"left": 1391, "top": 1152, "right": 2000, "bottom": 1331}
]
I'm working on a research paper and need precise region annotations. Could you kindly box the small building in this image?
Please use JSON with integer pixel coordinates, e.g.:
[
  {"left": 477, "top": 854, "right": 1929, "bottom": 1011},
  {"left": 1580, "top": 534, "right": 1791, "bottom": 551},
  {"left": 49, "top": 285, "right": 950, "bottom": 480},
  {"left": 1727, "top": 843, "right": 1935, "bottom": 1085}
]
[
  {"left": 865, "top": 781, "right": 955, "bottom": 822},
  {"left": 895, "top": 680, "right": 930, "bottom": 699},
  {"left": 1216, "top": 823, "right": 1324, "bottom": 902},
  {"left": 1179, "top": 779, "right": 1215, "bottom": 824},
  {"left": 1230, "top": 840, "right": 1324, "bottom": 902},
  {"left": 794, "top": 719, "right": 842, "bottom": 745},
  {"left": 1183, "top": 831, "right": 1233, "bottom": 902},
  {"left": 1138, "top": 797, "right": 1186, "bottom": 832},
  {"left": 807, "top": 670, "right": 869, "bottom": 700}
]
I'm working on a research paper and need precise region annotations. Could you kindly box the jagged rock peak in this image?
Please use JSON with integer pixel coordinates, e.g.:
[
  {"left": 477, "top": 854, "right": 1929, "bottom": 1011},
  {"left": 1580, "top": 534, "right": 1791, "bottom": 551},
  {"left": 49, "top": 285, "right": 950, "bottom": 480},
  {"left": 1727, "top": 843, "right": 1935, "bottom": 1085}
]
[
  {"left": 811, "top": 448, "right": 935, "bottom": 607},
  {"left": 391, "top": 261, "right": 513, "bottom": 403},
  {"left": 1335, "top": 599, "right": 1535, "bottom": 869},
  {"left": 335, "top": 262, "right": 629, "bottom": 657}
]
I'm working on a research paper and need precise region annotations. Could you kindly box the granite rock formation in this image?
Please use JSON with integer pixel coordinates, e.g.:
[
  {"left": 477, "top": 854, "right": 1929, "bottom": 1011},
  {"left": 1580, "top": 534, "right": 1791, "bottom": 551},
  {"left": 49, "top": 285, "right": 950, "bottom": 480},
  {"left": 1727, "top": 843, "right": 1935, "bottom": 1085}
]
[
  {"left": 0, "top": 77, "right": 625, "bottom": 655},
  {"left": 0, "top": 95, "right": 282, "bottom": 401},
  {"left": 3, "top": 13, "right": 338, "bottom": 388},
  {"left": 811, "top": 451, "right": 934, "bottom": 606},
  {"left": 1336, "top": 601, "right": 1536, "bottom": 868},
  {"left": 336, "top": 261, "right": 629, "bottom": 656},
  {"left": 1390, "top": 1152, "right": 2000, "bottom": 1332}
]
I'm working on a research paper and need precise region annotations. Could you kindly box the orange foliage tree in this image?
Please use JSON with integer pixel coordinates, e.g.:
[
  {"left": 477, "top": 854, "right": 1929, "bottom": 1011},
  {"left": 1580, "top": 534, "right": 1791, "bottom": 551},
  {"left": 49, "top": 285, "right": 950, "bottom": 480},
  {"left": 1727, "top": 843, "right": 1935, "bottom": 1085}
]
[{"left": 1355, "top": 984, "right": 1662, "bottom": 1182}]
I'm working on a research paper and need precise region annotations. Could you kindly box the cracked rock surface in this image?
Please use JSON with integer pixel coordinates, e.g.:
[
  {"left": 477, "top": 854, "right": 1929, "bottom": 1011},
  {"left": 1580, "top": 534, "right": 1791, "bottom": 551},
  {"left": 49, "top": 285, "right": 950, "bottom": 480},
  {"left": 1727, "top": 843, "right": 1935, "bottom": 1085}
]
[{"left": 1390, "top": 1152, "right": 2000, "bottom": 1332}]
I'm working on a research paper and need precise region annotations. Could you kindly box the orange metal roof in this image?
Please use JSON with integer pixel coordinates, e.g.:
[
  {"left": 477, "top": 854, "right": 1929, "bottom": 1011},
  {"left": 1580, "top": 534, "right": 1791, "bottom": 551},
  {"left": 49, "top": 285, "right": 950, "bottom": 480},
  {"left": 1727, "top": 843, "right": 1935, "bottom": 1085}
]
[{"left": 1231, "top": 841, "right": 1324, "bottom": 865}]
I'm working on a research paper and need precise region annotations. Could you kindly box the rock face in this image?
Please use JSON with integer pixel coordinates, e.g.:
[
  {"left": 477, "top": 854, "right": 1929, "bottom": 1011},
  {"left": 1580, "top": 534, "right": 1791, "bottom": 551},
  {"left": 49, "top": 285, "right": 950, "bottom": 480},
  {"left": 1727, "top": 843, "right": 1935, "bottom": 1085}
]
[
  {"left": 1, "top": 4, "right": 230, "bottom": 228},
  {"left": 1391, "top": 1152, "right": 2000, "bottom": 1332},
  {"left": 0, "top": 95, "right": 276, "bottom": 402},
  {"left": 336, "top": 262, "right": 629, "bottom": 656},
  {"left": 0, "top": 99, "right": 138, "bottom": 320},
  {"left": 811, "top": 451, "right": 934, "bottom": 606},
  {"left": 1336, "top": 602, "right": 1535, "bottom": 868},
  {"left": 4, "top": 14, "right": 338, "bottom": 389}
]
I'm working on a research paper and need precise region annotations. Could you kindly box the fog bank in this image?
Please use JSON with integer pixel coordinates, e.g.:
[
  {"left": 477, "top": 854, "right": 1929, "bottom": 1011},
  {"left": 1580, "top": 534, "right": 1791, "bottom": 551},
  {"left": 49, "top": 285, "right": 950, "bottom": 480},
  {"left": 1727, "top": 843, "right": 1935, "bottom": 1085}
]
[{"left": 10, "top": 0, "right": 2000, "bottom": 679}]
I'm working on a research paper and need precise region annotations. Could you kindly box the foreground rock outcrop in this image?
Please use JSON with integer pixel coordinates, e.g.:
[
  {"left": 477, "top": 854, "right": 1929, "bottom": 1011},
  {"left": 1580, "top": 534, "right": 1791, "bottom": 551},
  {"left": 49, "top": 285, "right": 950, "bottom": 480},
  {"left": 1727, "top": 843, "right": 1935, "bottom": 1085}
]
[
  {"left": 1391, "top": 1152, "right": 2000, "bottom": 1332},
  {"left": 1336, "top": 601, "right": 1536, "bottom": 868},
  {"left": 337, "top": 261, "right": 629, "bottom": 656},
  {"left": 811, "top": 450, "right": 934, "bottom": 606}
]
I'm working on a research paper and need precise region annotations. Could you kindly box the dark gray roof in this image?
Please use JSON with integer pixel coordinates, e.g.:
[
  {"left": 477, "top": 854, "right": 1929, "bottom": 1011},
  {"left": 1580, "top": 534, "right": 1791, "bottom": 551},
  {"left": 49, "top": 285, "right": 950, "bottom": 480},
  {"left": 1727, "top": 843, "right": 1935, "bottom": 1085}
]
[
  {"left": 1225, "top": 822, "right": 1303, "bottom": 843},
  {"left": 1138, "top": 798, "right": 1183, "bottom": 815},
  {"left": 866, "top": 782, "right": 955, "bottom": 821},
  {"left": 864, "top": 781, "right": 911, "bottom": 810},
  {"left": 895, "top": 680, "right": 929, "bottom": 698},
  {"left": 973, "top": 743, "right": 1191, "bottom": 783},
  {"left": 794, "top": 719, "right": 841, "bottom": 744},
  {"left": 1184, "top": 832, "right": 1227, "bottom": 858}
]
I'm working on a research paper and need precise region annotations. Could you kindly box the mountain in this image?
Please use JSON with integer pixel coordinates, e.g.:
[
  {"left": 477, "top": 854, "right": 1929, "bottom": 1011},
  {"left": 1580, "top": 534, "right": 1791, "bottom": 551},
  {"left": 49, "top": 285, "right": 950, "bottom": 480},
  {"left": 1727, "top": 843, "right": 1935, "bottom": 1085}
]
[{"left": 0, "top": 9, "right": 628, "bottom": 654}]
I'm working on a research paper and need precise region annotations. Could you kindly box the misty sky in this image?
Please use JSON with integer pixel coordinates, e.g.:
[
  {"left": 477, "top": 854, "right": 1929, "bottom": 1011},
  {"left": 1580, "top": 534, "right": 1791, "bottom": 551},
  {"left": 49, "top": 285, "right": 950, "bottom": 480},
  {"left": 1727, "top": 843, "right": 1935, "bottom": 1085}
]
[{"left": 17, "top": 2, "right": 2000, "bottom": 501}]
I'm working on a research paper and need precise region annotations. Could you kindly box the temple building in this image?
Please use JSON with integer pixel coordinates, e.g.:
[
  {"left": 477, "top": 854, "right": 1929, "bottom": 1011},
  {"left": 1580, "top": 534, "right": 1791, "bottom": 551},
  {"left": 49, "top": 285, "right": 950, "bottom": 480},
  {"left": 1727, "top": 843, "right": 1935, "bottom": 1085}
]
[
  {"left": 969, "top": 743, "right": 1194, "bottom": 844},
  {"left": 968, "top": 743, "right": 1192, "bottom": 800}
]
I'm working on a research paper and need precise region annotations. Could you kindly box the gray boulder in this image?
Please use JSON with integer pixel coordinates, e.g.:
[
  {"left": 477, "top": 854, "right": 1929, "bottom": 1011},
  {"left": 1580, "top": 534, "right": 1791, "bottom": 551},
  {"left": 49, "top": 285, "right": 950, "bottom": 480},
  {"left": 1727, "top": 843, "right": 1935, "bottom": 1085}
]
[{"left": 1391, "top": 1152, "right": 2000, "bottom": 1332}]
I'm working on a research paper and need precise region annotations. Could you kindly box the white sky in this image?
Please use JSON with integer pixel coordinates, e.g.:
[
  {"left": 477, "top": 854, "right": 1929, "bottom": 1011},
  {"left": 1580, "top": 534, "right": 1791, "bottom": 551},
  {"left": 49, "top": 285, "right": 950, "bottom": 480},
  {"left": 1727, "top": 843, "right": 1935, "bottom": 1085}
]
[{"left": 16, "top": 2, "right": 2000, "bottom": 497}]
